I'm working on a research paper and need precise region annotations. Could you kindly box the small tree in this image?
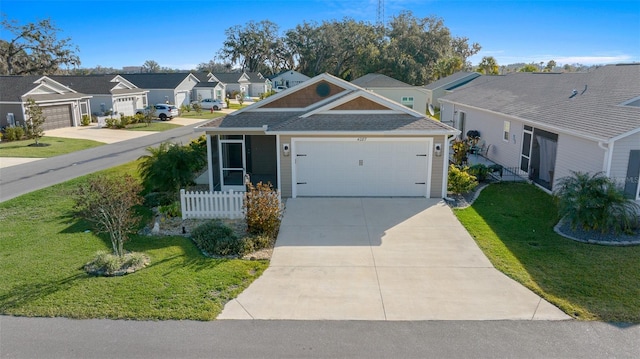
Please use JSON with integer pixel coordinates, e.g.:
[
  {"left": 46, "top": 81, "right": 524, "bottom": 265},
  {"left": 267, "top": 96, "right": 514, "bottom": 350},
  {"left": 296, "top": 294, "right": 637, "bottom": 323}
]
[
  {"left": 138, "top": 141, "right": 206, "bottom": 194},
  {"left": 74, "top": 175, "right": 143, "bottom": 257},
  {"left": 237, "top": 91, "right": 245, "bottom": 105},
  {"left": 24, "top": 98, "right": 46, "bottom": 145}
]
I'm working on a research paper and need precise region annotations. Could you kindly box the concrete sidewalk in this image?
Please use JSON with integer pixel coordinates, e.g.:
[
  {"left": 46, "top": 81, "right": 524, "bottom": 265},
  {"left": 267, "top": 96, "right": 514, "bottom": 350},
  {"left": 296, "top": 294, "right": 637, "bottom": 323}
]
[{"left": 219, "top": 198, "right": 571, "bottom": 321}]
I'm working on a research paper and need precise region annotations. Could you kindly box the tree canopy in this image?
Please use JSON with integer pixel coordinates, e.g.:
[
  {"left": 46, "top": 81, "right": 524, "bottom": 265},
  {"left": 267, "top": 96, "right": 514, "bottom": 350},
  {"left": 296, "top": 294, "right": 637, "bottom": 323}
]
[
  {"left": 218, "top": 11, "right": 481, "bottom": 85},
  {"left": 0, "top": 15, "right": 80, "bottom": 75}
]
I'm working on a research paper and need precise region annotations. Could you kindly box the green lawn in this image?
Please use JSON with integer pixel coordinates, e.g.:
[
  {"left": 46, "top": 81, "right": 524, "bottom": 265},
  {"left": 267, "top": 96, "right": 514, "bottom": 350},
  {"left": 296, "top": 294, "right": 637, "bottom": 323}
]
[
  {"left": 0, "top": 162, "right": 268, "bottom": 320},
  {"left": 179, "top": 111, "right": 228, "bottom": 120},
  {"left": 125, "top": 122, "right": 182, "bottom": 131},
  {"left": 0, "top": 137, "right": 104, "bottom": 158},
  {"left": 454, "top": 182, "right": 640, "bottom": 322}
]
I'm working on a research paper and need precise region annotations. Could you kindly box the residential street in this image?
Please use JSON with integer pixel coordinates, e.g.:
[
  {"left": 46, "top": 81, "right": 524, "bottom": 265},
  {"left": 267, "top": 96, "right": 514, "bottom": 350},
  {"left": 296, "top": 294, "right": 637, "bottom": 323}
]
[
  {"left": 1, "top": 316, "right": 638, "bottom": 358},
  {"left": 0, "top": 122, "right": 205, "bottom": 203}
]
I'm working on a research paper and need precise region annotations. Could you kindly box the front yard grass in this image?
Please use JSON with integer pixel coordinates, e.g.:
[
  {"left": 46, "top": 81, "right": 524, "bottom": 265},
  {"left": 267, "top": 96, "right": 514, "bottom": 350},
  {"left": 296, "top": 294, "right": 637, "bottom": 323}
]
[
  {"left": 124, "top": 122, "right": 181, "bottom": 131},
  {"left": 0, "top": 161, "right": 268, "bottom": 320},
  {"left": 0, "top": 137, "right": 104, "bottom": 158},
  {"left": 454, "top": 182, "right": 640, "bottom": 322},
  {"left": 179, "top": 111, "right": 228, "bottom": 120}
]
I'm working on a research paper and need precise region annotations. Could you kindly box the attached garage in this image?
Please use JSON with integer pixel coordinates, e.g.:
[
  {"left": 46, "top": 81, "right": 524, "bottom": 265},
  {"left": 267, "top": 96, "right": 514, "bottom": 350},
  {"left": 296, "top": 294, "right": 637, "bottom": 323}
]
[
  {"left": 41, "top": 105, "right": 73, "bottom": 130},
  {"left": 115, "top": 97, "right": 136, "bottom": 116},
  {"left": 293, "top": 138, "right": 432, "bottom": 197}
]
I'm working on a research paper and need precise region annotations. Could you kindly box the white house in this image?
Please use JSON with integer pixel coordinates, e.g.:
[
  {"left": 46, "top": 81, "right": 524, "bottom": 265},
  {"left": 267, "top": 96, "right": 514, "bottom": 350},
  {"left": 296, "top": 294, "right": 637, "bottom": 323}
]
[
  {"left": 269, "top": 70, "right": 311, "bottom": 89},
  {"left": 352, "top": 73, "right": 430, "bottom": 115},
  {"left": 121, "top": 73, "right": 199, "bottom": 106}
]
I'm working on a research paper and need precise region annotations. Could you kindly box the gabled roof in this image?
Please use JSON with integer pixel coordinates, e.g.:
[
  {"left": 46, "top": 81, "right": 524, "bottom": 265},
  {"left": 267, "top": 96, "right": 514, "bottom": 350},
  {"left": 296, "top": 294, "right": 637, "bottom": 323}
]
[
  {"left": 120, "top": 73, "right": 196, "bottom": 89},
  {"left": 199, "top": 73, "right": 457, "bottom": 134},
  {"left": 0, "top": 75, "right": 42, "bottom": 101},
  {"left": 424, "top": 71, "right": 481, "bottom": 91},
  {"left": 351, "top": 73, "right": 414, "bottom": 88},
  {"left": 245, "top": 72, "right": 267, "bottom": 83},
  {"left": 49, "top": 75, "right": 144, "bottom": 95},
  {"left": 0, "top": 75, "right": 90, "bottom": 102},
  {"left": 211, "top": 72, "right": 244, "bottom": 84},
  {"left": 439, "top": 64, "right": 640, "bottom": 141}
]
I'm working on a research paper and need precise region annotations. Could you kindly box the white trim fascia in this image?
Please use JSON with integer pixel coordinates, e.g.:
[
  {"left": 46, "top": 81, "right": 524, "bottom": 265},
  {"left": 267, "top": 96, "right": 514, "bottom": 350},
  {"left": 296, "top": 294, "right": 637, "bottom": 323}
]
[
  {"left": 197, "top": 125, "right": 268, "bottom": 133},
  {"left": 301, "top": 89, "right": 424, "bottom": 118},
  {"left": 312, "top": 110, "right": 403, "bottom": 115},
  {"left": 438, "top": 99, "right": 611, "bottom": 143},
  {"left": 31, "top": 76, "right": 77, "bottom": 94},
  {"left": 268, "top": 130, "right": 458, "bottom": 136},
  {"left": 110, "top": 75, "right": 138, "bottom": 89},
  {"left": 609, "top": 126, "right": 640, "bottom": 143}
]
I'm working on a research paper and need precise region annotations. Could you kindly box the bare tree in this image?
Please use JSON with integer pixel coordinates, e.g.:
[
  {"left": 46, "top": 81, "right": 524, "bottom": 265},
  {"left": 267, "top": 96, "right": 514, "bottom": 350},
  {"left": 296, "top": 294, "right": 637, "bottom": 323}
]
[
  {"left": 0, "top": 15, "right": 80, "bottom": 75},
  {"left": 74, "top": 175, "right": 143, "bottom": 257}
]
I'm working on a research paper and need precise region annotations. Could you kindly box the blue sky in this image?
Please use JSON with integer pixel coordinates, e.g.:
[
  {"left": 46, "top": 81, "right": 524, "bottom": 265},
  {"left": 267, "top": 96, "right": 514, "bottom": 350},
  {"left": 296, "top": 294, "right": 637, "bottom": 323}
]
[{"left": 2, "top": 0, "right": 639, "bottom": 70}]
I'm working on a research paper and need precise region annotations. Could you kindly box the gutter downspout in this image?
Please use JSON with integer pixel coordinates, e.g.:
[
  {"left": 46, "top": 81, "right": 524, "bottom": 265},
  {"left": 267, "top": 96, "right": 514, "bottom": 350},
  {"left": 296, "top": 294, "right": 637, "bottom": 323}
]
[{"left": 598, "top": 141, "right": 613, "bottom": 176}]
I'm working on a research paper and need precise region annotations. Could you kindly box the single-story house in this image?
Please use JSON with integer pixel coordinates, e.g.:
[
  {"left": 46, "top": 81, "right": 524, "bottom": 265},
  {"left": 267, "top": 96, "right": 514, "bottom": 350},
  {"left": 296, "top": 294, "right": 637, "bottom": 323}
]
[
  {"left": 0, "top": 75, "right": 91, "bottom": 130},
  {"left": 210, "top": 72, "right": 270, "bottom": 98},
  {"left": 269, "top": 70, "right": 311, "bottom": 89},
  {"left": 196, "top": 73, "right": 459, "bottom": 198},
  {"left": 352, "top": 73, "right": 430, "bottom": 115},
  {"left": 121, "top": 73, "right": 199, "bottom": 107},
  {"left": 50, "top": 75, "right": 148, "bottom": 116},
  {"left": 424, "top": 71, "right": 481, "bottom": 110},
  {"left": 191, "top": 72, "right": 226, "bottom": 102},
  {"left": 439, "top": 64, "right": 640, "bottom": 201}
]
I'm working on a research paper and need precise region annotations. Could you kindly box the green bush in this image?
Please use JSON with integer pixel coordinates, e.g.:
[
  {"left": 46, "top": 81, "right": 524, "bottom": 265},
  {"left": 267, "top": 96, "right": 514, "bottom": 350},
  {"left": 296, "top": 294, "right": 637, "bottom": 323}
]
[
  {"left": 3, "top": 126, "right": 24, "bottom": 141},
  {"left": 245, "top": 234, "right": 274, "bottom": 252},
  {"left": 105, "top": 118, "right": 119, "bottom": 128},
  {"left": 180, "top": 104, "right": 192, "bottom": 113},
  {"left": 191, "top": 220, "right": 246, "bottom": 256},
  {"left": 81, "top": 115, "right": 91, "bottom": 126},
  {"left": 554, "top": 171, "right": 640, "bottom": 234},
  {"left": 138, "top": 141, "right": 207, "bottom": 193},
  {"left": 448, "top": 164, "right": 478, "bottom": 194},
  {"left": 244, "top": 182, "right": 282, "bottom": 238},
  {"left": 468, "top": 164, "right": 490, "bottom": 182},
  {"left": 191, "top": 103, "right": 202, "bottom": 113},
  {"left": 85, "top": 250, "right": 149, "bottom": 276},
  {"left": 451, "top": 138, "right": 470, "bottom": 166},
  {"left": 159, "top": 201, "right": 181, "bottom": 218}
]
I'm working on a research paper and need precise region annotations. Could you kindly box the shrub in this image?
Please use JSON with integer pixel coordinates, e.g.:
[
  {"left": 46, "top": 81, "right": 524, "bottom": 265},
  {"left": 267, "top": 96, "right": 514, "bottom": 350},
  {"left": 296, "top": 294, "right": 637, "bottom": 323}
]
[
  {"left": 191, "top": 103, "right": 202, "bottom": 113},
  {"left": 159, "top": 201, "right": 181, "bottom": 218},
  {"left": 133, "top": 113, "right": 146, "bottom": 125},
  {"left": 244, "top": 182, "right": 282, "bottom": 238},
  {"left": 3, "top": 126, "right": 24, "bottom": 141},
  {"left": 554, "top": 171, "right": 640, "bottom": 234},
  {"left": 119, "top": 116, "right": 132, "bottom": 127},
  {"left": 85, "top": 250, "right": 149, "bottom": 276},
  {"left": 468, "top": 164, "right": 490, "bottom": 182},
  {"left": 81, "top": 115, "right": 91, "bottom": 126},
  {"left": 105, "top": 118, "right": 119, "bottom": 128},
  {"left": 138, "top": 142, "right": 206, "bottom": 193},
  {"left": 448, "top": 164, "right": 478, "bottom": 194},
  {"left": 245, "top": 234, "right": 274, "bottom": 252},
  {"left": 191, "top": 220, "right": 246, "bottom": 256},
  {"left": 180, "top": 104, "right": 192, "bottom": 113},
  {"left": 451, "top": 138, "right": 470, "bottom": 166}
]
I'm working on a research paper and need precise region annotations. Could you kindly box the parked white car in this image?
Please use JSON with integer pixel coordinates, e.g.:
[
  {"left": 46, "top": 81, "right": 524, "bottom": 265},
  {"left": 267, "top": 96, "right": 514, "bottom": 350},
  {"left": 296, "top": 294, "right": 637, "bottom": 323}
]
[
  {"left": 136, "top": 104, "right": 179, "bottom": 121},
  {"left": 194, "top": 98, "right": 226, "bottom": 110},
  {"left": 274, "top": 85, "right": 287, "bottom": 93}
]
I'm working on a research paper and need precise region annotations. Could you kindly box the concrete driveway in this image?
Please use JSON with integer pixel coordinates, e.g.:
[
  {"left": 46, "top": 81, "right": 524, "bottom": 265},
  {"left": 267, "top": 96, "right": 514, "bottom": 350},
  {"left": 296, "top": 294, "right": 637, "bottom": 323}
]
[{"left": 219, "top": 198, "right": 570, "bottom": 321}]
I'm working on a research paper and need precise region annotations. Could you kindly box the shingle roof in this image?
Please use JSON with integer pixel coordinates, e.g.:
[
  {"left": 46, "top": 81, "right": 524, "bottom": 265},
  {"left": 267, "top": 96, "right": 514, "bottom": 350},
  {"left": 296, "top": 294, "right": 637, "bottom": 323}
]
[
  {"left": 211, "top": 72, "right": 244, "bottom": 83},
  {"left": 0, "top": 76, "right": 41, "bottom": 101},
  {"left": 121, "top": 73, "right": 192, "bottom": 89},
  {"left": 424, "top": 71, "right": 480, "bottom": 90},
  {"left": 351, "top": 73, "right": 413, "bottom": 88},
  {"left": 198, "top": 73, "right": 458, "bottom": 134},
  {"left": 49, "top": 75, "right": 116, "bottom": 94},
  {"left": 439, "top": 64, "right": 640, "bottom": 140}
]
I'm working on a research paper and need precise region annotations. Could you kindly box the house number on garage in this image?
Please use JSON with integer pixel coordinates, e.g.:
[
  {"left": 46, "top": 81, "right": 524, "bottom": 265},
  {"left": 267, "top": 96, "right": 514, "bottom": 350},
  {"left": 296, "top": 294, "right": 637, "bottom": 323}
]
[{"left": 357, "top": 137, "right": 367, "bottom": 141}]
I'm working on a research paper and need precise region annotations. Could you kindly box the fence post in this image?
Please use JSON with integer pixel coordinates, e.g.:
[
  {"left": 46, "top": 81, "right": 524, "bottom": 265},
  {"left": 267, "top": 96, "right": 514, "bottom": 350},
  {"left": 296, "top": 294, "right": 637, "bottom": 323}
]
[{"left": 180, "top": 189, "right": 186, "bottom": 220}]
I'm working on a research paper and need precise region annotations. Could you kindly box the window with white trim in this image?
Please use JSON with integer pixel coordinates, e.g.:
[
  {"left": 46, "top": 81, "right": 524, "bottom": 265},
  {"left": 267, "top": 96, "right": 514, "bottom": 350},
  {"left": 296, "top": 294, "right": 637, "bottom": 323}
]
[
  {"left": 503, "top": 121, "right": 510, "bottom": 141},
  {"left": 401, "top": 96, "right": 414, "bottom": 109}
]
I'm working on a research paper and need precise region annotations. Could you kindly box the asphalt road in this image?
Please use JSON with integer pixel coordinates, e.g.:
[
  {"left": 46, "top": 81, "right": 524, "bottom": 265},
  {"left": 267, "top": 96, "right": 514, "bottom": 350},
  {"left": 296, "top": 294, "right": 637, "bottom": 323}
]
[
  {"left": 0, "top": 124, "right": 203, "bottom": 203},
  {"left": 1, "top": 316, "right": 638, "bottom": 358}
]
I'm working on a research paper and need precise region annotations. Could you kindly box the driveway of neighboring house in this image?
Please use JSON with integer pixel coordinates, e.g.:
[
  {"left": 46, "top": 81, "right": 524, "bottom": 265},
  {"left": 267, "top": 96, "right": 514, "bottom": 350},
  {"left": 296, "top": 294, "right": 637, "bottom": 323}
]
[{"left": 219, "top": 198, "right": 571, "bottom": 320}]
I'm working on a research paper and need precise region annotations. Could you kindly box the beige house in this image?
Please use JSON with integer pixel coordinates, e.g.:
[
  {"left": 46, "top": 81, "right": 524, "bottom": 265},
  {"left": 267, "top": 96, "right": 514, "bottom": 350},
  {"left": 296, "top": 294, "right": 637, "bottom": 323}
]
[
  {"left": 439, "top": 64, "right": 640, "bottom": 201},
  {"left": 197, "top": 73, "right": 459, "bottom": 198}
]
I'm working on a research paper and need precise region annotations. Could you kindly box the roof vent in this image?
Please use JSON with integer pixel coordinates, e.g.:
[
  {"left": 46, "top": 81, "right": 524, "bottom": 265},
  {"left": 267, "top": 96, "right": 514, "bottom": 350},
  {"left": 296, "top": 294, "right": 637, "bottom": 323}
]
[{"left": 569, "top": 89, "right": 578, "bottom": 98}]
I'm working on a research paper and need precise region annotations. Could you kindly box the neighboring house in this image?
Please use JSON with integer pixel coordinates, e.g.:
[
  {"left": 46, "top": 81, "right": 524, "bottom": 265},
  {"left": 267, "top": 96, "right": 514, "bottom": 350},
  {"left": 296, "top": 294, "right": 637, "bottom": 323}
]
[
  {"left": 351, "top": 73, "right": 429, "bottom": 115},
  {"left": 424, "top": 71, "right": 481, "bottom": 110},
  {"left": 197, "top": 73, "right": 459, "bottom": 198},
  {"left": 191, "top": 72, "right": 226, "bottom": 102},
  {"left": 269, "top": 70, "right": 311, "bottom": 89},
  {"left": 121, "top": 73, "right": 199, "bottom": 107},
  {"left": 0, "top": 75, "right": 91, "bottom": 130},
  {"left": 439, "top": 64, "right": 640, "bottom": 201},
  {"left": 211, "top": 72, "right": 270, "bottom": 98},
  {"left": 50, "top": 75, "right": 148, "bottom": 116}
]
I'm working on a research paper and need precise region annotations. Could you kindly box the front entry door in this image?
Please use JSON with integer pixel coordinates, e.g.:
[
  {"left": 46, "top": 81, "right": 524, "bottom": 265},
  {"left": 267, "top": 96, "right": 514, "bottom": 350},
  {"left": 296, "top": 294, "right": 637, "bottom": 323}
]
[{"left": 219, "top": 137, "right": 246, "bottom": 191}]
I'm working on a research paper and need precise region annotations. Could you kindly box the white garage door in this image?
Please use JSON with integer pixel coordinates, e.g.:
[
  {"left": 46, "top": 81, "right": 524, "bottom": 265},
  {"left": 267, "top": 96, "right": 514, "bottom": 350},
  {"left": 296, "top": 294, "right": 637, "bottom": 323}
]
[
  {"left": 115, "top": 97, "right": 135, "bottom": 116},
  {"left": 294, "top": 138, "right": 431, "bottom": 197}
]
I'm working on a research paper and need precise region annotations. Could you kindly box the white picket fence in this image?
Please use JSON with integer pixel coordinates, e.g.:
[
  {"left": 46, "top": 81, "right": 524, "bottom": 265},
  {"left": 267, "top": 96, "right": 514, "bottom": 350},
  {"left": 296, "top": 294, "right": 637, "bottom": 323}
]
[{"left": 180, "top": 189, "right": 244, "bottom": 220}]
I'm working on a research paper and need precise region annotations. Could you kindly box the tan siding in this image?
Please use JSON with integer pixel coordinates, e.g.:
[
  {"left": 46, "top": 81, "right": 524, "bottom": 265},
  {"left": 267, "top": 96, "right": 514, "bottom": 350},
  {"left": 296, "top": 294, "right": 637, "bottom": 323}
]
[
  {"left": 333, "top": 97, "right": 389, "bottom": 110},
  {"left": 554, "top": 134, "right": 605, "bottom": 187},
  {"left": 611, "top": 131, "right": 640, "bottom": 188},
  {"left": 430, "top": 135, "right": 446, "bottom": 197},
  {"left": 279, "top": 135, "right": 294, "bottom": 198}
]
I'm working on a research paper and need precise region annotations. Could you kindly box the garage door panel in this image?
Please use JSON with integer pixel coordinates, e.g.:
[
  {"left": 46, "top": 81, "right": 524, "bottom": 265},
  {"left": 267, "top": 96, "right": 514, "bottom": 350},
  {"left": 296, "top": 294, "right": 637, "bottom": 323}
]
[
  {"left": 295, "top": 139, "right": 430, "bottom": 197},
  {"left": 41, "top": 105, "right": 73, "bottom": 130}
]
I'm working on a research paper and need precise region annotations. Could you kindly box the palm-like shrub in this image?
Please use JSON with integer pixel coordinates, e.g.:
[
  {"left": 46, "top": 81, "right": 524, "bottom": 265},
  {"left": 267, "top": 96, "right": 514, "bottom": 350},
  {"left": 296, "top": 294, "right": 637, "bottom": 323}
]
[
  {"left": 554, "top": 171, "right": 639, "bottom": 234},
  {"left": 138, "top": 141, "right": 206, "bottom": 195}
]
